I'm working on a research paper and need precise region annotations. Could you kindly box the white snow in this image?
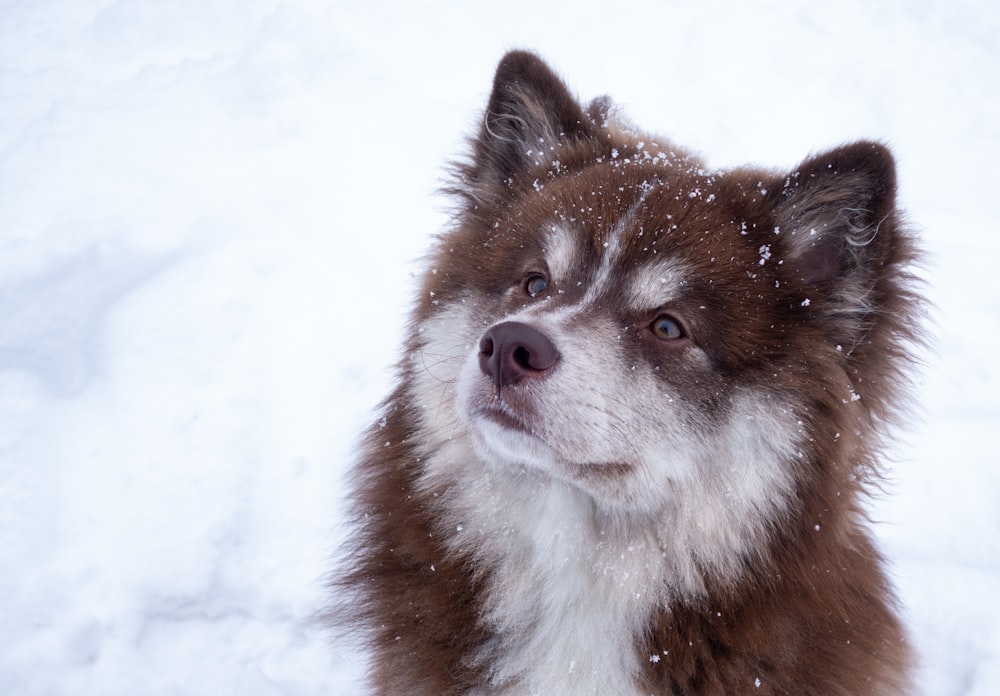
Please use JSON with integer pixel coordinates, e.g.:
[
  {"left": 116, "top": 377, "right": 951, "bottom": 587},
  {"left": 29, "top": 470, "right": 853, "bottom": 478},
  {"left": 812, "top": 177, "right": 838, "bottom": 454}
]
[{"left": 0, "top": 1, "right": 997, "bottom": 694}]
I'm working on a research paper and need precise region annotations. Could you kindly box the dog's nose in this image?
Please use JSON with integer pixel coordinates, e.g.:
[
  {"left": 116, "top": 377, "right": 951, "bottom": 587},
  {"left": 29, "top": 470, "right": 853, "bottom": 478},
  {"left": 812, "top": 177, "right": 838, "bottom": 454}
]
[{"left": 478, "top": 321, "right": 559, "bottom": 389}]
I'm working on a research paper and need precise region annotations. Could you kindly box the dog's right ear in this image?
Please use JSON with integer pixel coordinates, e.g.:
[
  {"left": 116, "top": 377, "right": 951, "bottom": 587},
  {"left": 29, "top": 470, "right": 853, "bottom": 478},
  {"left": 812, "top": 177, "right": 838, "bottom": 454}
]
[{"left": 468, "top": 51, "right": 594, "bottom": 196}]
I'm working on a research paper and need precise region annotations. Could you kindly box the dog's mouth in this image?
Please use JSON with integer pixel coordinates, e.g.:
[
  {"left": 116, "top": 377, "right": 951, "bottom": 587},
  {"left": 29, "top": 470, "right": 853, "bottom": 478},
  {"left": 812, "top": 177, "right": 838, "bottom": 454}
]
[
  {"left": 472, "top": 402, "right": 534, "bottom": 436},
  {"left": 468, "top": 394, "right": 641, "bottom": 488},
  {"left": 467, "top": 392, "right": 554, "bottom": 459}
]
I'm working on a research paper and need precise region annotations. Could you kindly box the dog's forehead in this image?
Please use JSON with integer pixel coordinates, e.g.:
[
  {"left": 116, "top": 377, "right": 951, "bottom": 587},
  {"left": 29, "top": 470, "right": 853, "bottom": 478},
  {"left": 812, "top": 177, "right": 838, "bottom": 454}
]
[
  {"left": 534, "top": 163, "right": 754, "bottom": 307},
  {"left": 538, "top": 160, "right": 748, "bottom": 244}
]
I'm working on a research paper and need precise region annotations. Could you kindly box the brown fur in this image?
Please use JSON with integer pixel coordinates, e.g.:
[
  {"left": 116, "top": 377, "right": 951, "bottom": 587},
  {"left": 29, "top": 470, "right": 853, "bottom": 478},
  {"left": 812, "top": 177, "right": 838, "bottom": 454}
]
[{"left": 332, "top": 51, "right": 921, "bottom": 695}]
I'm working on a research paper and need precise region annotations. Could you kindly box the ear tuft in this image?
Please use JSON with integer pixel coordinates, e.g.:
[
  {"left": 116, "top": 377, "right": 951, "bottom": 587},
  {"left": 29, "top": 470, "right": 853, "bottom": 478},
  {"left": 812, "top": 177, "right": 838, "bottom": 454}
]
[
  {"left": 469, "top": 51, "right": 593, "bottom": 192},
  {"left": 773, "top": 141, "right": 916, "bottom": 353},
  {"left": 777, "top": 141, "right": 898, "bottom": 286}
]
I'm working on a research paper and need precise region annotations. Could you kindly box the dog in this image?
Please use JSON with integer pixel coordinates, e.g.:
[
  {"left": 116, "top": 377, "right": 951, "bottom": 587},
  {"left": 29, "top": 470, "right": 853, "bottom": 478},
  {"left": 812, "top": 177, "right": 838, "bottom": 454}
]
[{"left": 334, "top": 50, "right": 921, "bottom": 695}]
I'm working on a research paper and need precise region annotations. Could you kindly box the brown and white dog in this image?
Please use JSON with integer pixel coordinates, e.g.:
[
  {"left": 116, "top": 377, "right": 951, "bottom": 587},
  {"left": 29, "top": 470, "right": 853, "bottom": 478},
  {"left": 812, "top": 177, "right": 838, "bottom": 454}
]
[{"left": 334, "top": 50, "right": 921, "bottom": 695}]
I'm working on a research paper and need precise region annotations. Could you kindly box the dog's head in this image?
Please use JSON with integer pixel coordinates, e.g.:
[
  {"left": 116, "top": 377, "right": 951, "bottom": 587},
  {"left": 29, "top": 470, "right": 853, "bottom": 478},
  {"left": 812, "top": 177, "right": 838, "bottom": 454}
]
[{"left": 408, "top": 51, "right": 919, "bottom": 521}]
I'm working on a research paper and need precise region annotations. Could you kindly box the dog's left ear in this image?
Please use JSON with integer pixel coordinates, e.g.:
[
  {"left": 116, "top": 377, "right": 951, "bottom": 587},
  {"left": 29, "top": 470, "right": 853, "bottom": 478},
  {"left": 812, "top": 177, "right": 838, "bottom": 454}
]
[
  {"left": 776, "top": 141, "right": 900, "bottom": 289},
  {"left": 468, "top": 51, "right": 594, "bottom": 196}
]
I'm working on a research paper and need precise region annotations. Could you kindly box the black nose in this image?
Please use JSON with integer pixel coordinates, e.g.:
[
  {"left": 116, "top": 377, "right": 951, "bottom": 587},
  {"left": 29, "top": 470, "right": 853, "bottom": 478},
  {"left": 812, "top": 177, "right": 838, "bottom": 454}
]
[{"left": 478, "top": 321, "right": 560, "bottom": 389}]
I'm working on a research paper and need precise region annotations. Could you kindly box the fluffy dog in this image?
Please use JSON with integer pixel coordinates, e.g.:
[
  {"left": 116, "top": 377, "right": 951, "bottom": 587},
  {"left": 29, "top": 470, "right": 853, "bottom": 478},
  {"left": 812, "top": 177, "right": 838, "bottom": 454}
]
[{"left": 334, "top": 50, "right": 921, "bottom": 695}]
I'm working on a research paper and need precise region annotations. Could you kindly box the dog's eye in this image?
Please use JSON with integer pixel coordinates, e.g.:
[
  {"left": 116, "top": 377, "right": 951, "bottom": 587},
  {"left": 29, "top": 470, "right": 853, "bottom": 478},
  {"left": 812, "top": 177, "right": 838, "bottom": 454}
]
[
  {"left": 523, "top": 273, "right": 548, "bottom": 296},
  {"left": 651, "top": 314, "right": 685, "bottom": 341}
]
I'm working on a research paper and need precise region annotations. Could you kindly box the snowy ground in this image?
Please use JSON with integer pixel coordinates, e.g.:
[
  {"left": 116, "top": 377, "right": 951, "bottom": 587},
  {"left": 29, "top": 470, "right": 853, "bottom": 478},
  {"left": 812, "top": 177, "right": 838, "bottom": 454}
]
[{"left": 1, "top": 1, "right": 997, "bottom": 694}]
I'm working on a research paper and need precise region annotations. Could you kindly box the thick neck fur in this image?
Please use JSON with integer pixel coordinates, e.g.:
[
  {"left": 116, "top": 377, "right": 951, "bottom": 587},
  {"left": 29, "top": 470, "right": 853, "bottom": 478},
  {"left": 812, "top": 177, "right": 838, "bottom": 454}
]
[
  {"left": 339, "top": 401, "right": 912, "bottom": 696},
  {"left": 339, "top": 373, "right": 912, "bottom": 695},
  {"left": 432, "top": 449, "right": 657, "bottom": 695}
]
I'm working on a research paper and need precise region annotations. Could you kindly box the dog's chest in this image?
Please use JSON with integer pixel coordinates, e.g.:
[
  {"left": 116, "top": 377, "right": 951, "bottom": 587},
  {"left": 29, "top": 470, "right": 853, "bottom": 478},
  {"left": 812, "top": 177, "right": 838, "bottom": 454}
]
[{"left": 451, "top": 476, "right": 660, "bottom": 695}]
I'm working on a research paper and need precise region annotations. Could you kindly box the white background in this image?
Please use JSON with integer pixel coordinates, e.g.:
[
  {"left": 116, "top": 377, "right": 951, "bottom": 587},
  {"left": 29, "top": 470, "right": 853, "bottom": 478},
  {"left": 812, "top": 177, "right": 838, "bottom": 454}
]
[{"left": 1, "top": 1, "right": 997, "bottom": 693}]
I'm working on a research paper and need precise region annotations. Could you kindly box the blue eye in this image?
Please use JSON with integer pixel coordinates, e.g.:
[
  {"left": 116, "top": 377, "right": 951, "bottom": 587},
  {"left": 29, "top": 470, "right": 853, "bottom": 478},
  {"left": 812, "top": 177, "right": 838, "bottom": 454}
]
[
  {"left": 524, "top": 273, "right": 548, "bottom": 296},
  {"left": 651, "top": 314, "right": 685, "bottom": 341}
]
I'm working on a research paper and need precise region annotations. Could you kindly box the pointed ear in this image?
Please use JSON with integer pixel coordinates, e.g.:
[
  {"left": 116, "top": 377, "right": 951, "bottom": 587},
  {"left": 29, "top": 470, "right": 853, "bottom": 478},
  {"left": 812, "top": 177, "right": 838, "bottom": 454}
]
[
  {"left": 777, "top": 141, "right": 899, "bottom": 287},
  {"left": 469, "top": 51, "right": 594, "bottom": 192}
]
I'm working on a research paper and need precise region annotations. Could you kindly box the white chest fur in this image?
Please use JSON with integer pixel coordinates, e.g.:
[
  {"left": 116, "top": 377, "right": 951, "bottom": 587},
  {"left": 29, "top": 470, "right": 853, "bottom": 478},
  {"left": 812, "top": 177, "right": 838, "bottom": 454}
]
[{"left": 425, "top": 447, "right": 666, "bottom": 696}]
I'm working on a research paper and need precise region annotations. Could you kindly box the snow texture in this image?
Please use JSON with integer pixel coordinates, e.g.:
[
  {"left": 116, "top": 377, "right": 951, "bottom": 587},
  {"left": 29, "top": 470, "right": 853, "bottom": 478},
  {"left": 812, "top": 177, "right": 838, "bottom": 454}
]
[{"left": 1, "top": 1, "right": 998, "bottom": 694}]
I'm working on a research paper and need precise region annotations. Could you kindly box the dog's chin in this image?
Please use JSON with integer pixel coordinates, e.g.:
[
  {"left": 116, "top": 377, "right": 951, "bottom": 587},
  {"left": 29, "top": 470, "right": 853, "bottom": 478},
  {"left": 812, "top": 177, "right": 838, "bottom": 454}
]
[{"left": 469, "top": 409, "right": 559, "bottom": 472}]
